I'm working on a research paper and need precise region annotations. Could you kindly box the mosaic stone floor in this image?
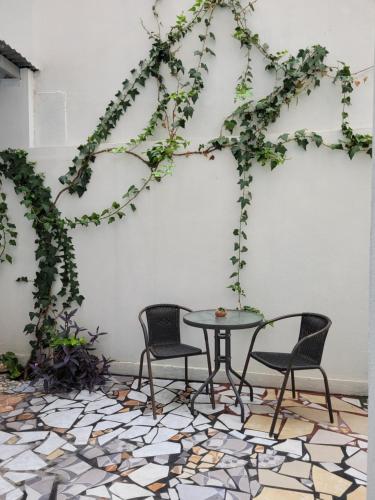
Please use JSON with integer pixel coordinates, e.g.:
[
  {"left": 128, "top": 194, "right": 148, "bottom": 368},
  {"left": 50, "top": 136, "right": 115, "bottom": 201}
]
[{"left": 0, "top": 374, "right": 368, "bottom": 499}]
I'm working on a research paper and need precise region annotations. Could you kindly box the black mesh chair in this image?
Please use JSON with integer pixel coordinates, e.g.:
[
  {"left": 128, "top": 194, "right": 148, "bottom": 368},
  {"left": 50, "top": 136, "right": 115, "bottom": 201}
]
[
  {"left": 138, "top": 304, "right": 213, "bottom": 418},
  {"left": 238, "top": 313, "right": 333, "bottom": 436}
]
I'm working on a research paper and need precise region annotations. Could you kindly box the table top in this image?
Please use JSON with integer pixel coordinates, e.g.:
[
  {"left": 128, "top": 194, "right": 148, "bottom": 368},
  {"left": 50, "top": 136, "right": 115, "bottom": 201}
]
[{"left": 183, "top": 309, "right": 263, "bottom": 330}]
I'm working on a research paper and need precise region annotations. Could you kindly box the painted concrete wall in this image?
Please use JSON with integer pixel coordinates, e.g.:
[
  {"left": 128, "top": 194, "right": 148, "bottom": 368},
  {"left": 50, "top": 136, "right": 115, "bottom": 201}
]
[
  {"left": 366, "top": 42, "right": 375, "bottom": 500},
  {"left": 0, "top": 0, "right": 374, "bottom": 393}
]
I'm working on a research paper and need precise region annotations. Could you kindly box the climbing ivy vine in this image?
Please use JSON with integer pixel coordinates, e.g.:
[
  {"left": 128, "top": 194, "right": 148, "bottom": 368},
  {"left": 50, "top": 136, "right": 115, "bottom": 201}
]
[{"left": 0, "top": 0, "right": 372, "bottom": 360}]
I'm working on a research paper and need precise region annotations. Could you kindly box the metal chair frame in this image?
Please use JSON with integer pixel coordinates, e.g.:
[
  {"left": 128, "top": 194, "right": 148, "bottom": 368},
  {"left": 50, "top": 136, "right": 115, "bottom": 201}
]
[
  {"left": 137, "top": 303, "right": 214, "bottom": 418},
  {"left": 238, "top": 313, "right": 333, "bottom": 436}
]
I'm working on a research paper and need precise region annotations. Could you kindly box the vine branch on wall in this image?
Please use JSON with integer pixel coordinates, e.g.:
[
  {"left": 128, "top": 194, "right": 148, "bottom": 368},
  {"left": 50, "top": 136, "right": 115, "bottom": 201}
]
[{"left": 0, "top": 0, "right": 372, "bottom": 360}]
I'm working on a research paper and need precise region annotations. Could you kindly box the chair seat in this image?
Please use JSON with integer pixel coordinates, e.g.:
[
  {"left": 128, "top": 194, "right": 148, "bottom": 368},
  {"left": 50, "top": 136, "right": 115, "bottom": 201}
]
[
  {"left": 150, "top": 343, "right": 202, "bottom": 359},
  {"left": 251, "top": 351, "right": 317, "bottom": 370}
]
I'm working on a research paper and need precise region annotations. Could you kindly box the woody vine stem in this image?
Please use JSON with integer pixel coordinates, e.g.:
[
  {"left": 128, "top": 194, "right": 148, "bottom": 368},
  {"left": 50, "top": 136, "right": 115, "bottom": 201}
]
[{"left": 0, "top": 0, "right": 372, "bottom": 361}]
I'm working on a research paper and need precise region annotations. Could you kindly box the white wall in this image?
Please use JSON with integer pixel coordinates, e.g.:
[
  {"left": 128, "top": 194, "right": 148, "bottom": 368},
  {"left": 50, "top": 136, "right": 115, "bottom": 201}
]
[
  {"left": 367, "top": 43, "right": 375, "bottom": 500},
  {"left": 0, "top": 0, "right": 374, "bottom": 394}
]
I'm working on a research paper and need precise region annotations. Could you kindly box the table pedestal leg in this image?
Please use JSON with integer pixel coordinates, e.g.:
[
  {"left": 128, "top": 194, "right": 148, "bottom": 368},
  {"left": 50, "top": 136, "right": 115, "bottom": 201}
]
[{"left": 190, "top": 329, "right": 249, "bottom": 423}]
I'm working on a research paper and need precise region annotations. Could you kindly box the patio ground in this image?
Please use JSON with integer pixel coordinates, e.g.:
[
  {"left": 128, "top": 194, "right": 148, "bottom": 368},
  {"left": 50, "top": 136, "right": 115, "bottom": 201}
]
[{"left": 0, "top": 374, "right": 368, "bottom": 499}]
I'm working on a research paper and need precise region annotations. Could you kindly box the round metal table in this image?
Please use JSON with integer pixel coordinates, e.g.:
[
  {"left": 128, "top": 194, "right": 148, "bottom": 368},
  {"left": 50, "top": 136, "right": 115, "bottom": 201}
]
[{"left": 183, "top": 309, "right": 263, "bottom": 422}]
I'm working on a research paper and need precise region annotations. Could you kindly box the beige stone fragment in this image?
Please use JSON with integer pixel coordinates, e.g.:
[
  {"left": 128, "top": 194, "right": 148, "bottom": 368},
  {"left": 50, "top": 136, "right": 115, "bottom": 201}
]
[
  {"left": 283, "top": 390, "right": 297, "bottom": 399},
  {"left": 202, "top": 450, "right": 223, "bottom": 464},
  {"left": 171, "top": 465, "right": 182, "bottom": 474},
  {"left": 148, "top": 482, "right": 165, "bottom": 492},
  {"left": 258, "top": 469, "right": 310, "bottom": 491},
  {"left": 192, "top": 446, "right": 206, "bottom": 455},
  {"left": 301, "top": 393, "right": 326, "bottom": 405},
  {"left": 255, "top": 487, "right": 314, "bottom": 500},
  {"left": 289, "top": 407, "right": 338, "bottom": 425},
  {"left": 198, "top": 462, "right": 215, "bottom": 470},
  {"left": 248, "top": 403, "right": 275, "bottom": 415},
  {"left": 319, "top": 495, "right": 332, "bottom": 500},
  {"left": 279, "top": 460, "right": 311, "bottom": 479},
  {"left": 47, "top": 449, "right": 64, "bottom": 460},
  {"left": 278, "top": 418, "right": 314, "bottom": 439},
  {"left": 340, "top": 412, "right": 368, "bottom": 435},
  {"left": 309, "top": 429, "right": 354, "bottom": 446},
  {"left": 244, "top": 414, "right": 282, "bottom": 433},
  {"left": 189, "top": 454, "right": 201, "bottom": 464},
  {"left": 347, "top": 486, "right": 367, "bottom": 500},
  {"left": 330, "top": 397, "right": 367, "bottom": 415},
  {"left": 305, "top": 443, "right": 344, "bottom": 463},
  {"left": 207, "top": 428, "right": 218, "bottom": 436},
  {"left": 283, "top": 400, "right": 305, "bottom": 407},
  {"left": 120, "top": 467, "right": 135, "bottom": 478},
  {"left": 264, "top": 389, "right": 277, "bottom": 400},
  {"left": 312, "top": 465, "right": 351, "bottom": 497}
]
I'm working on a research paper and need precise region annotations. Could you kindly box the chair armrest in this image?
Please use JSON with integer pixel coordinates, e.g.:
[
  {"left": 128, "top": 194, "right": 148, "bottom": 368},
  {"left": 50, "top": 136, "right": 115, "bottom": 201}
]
[
  {"left": 290, "top": 321, "right": 331, "bottom": 357},
  {"left": 249, "top": 313, "right": 305, "bottom": 353}
]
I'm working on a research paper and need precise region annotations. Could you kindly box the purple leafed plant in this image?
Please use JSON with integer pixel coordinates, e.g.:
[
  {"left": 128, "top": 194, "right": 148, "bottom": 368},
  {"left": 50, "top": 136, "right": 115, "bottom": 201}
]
[{"left": 30, "top": 309, "right": 111, "bottom": 392}]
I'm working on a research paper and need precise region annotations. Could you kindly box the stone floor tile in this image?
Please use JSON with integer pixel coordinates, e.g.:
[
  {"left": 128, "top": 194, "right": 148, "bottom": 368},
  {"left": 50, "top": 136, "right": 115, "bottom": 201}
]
[
  {"left": 155, "top": 389, "right": 177, "bottom": 405},
  {"left": 118, "top": 425, "right": 150, "bottom": 440},
  {"left": 0, "top": 477, "right": 15, "bottom": 495},
  {"left": 0, "top": 444, "right": 30, "bottom": 460},
  {"left": 340, "top": 412, "right": 368, "bottom": 435},
  {"left": 15, "top": 431, "right": 49, "bottom": 444},
  {"left": 244, "top": 414, "right": 282, "bottom": 434},
  {"left": 34, "top": 431, "right": 66, "bottom": 455},
  {"left": 330, "top": 397, "right": 367, "bottom": 415},
  {"left": 75, "top": 413, "right": 102, "bottom": 427},
  {"left": 109, "top": 482, "right": 155, "bottom": 499},
  {"left": 309, "top": 429, "right": 354, "bottom": 445},
  {"left": 279, "top": 460, "right": 311, "bottom": 478},
  {"left": 300, "top": 393, "right": 327, "bottom": 405},
  {"left": 278, "top": 418, "right": 314, "bottom": 439},
  {"left": 345, "top": 450, "right": 367, "bottom": 474},
  {"left": 176, "top": 483, "right": 225, "bottom": 499},
  {"left": 132, "top": 441, "right": 181, "bottom": 458},
  {"left": 86, "top": 484, "right": 110, "bottom": 497},
  {"left": 263, "top": 389, "right": 277, "bottom": 400},
  {"left": 305, "top": 443, "right": 344, "bottom": 463},
  {"left": 312, "top": 465, "right": 351, "bottom": 496},
  {"left": 0, "top": 376, "right": 368, "bottom": 498},
  {"left": 258, "top": 469, "right": 311, "bottom": 491},
  {"left": 255, "top": 487, "right": 314, "bottom": 499},
  {"left": 4, "top": 450, "right": 47, "bottom": 471},
  {"left": 347, "top": 485, "right": 367, "bottom": 499},
  {"left": 161, "top": 413, "right": 193, "bottom": 430},
  {"left": 288, "top": 406, "right": 339, "bottom": 425},
  {"left": 128, "top": 463, "right": 169, "bottom": 486},
  {"left": 273, "top": 439, "right": 303, "bottom": 456},
  {"left": 217, "top": 414, "right": 243, "bottom": 431},
  {"left": 5, "top": 488, "right": 24, "bottom": 500},
  {"left": 40, "top": 408, "right": 83, "bottom": 429},
  {"left": 69, "top": 426, "right": 93, "bottom": 445}
]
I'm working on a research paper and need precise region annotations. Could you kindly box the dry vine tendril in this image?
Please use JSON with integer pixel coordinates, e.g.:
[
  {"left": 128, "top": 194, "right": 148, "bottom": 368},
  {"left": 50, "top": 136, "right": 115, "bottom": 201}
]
[{"left": 0, "top": 0, "right": 372, "bottom": 361}]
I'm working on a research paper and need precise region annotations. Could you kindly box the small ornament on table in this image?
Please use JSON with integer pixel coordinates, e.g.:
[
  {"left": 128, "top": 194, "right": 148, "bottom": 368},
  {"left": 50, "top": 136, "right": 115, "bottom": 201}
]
[{"left": 215, "top": 307, "right": 227, "bottom": 318}]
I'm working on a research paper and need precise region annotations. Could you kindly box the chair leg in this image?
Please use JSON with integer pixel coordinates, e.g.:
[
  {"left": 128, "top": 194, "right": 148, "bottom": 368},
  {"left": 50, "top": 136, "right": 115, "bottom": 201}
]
[
  {"left": 319, "top": 367, "right": 334, "bottom": 423},
  {"left": 184, "top": 356, "right": 188, "bottom": 391},
  {"left": 269, "top": 369, "right": 290, "bottom": 437},
  {"left": 203, "top": 329, "right": 214, "bottom": 405},
  {"left": 291, "top": 370, "right": 296, "bottom": 398},
  {"left": 145, "top": 349, "right": 157, "bottom": 419},
  {"left": 137, "top": 349, "right": 146, "bottom": 390},
  {"left": 238, "top": 347, "right": 253, "bottom": 402}
]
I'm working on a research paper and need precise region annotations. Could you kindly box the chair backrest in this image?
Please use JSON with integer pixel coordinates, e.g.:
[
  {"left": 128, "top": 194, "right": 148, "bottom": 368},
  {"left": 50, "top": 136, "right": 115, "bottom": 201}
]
[
  {"left": 296, "top": 313, "right": 331, "bottom": 364},
  {"left": 139, "top": 304, "right": 191, "bottom": 347}
]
